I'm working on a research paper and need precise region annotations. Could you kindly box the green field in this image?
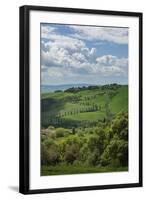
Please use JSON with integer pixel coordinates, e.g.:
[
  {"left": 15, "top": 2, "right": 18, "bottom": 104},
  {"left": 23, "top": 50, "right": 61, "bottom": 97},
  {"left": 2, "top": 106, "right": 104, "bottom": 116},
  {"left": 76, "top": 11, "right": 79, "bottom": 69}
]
[
  {"left": 41, "top": 84, "right": 128, "bottom": 176},
  {"left": 41, "top": 84, "right": 128, "bottom": 128},
  {"left": 42, "top": 165, "right": 128, "bottom": 176},
  {"left": 63, "top": 111, "right": 105, "bottom": 121}
]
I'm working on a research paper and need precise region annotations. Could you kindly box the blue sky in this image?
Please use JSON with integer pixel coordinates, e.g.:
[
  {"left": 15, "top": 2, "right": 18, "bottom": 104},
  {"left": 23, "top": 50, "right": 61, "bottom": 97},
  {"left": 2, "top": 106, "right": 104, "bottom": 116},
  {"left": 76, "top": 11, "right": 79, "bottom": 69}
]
[{"left": 41, "top": 24, "right": 128, "bottom": 85}]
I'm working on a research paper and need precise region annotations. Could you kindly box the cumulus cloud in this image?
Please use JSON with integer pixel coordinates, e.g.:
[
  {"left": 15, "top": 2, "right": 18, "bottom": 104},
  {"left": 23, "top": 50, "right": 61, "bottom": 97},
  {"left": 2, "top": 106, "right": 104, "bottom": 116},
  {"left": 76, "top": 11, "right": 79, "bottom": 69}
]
[
  {"left": 69, "top": 26, "right": 128, "bottom": 44},
  {"left": 40, "top": 25, "right": 97, "bottom": 71},
  {"left": 95, "top": 55, "right": 128, "bottom": 76},
  {"left": 47, "top": 67, "right": 64, "bottom": 78},
  {"left": 41, "top": 25, "right": 57, "bottom": 38},
  {"left": 41, "top": 27, "right": 85, "bottom": 51},
  {"left": 96, "top": 55, "right": 128, "bottom": 67},
  {"left": 40, "top": 24, "right": 128, "bottom": 85}
]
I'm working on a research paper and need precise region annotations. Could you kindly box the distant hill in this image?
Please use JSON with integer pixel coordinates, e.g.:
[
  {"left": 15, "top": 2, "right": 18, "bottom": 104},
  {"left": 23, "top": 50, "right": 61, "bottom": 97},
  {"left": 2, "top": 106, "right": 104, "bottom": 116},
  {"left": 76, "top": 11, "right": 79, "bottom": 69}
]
[{"left": 41, "top": 83, "right": 93, "bottom": 93}]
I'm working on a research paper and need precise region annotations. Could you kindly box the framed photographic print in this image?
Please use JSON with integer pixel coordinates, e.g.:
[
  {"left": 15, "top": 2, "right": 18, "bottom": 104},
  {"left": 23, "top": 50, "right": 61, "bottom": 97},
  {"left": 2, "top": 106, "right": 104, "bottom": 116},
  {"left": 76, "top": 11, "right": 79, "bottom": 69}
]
[{"left": 19, "top": 5, "right": 143, "bottom": 194}]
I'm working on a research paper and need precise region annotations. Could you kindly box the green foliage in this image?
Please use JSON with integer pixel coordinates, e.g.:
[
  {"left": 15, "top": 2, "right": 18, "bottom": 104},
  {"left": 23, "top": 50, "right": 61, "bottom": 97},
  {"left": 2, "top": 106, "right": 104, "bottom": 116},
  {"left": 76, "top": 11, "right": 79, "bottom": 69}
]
[
  {"left": 101, "top": 112, "right": 128, "bottom": 167},
  {"left": 48, "top": 132, "right": 56, "bottom": 139},
  {"left": 41, "top": 110, "right": 128, "bottom": 174},
  {"left": 41, "top": 140, "right": 60, "bottom": 165},
  {"left": 41, "top": 85, "right": 128, "bottom": 128},
  {"left": 79, "top": 144, "right": 89, "bottom": 162},
  {"left": 48, "top": 125, "right": 55, "bottom": 130},
  {"left": 101, "top": 137, "right": 128, "bottom": 167},
  {"left": 41, "top": 165, "right": 128, "bottom": 176},
  {"left": 86, "top": 150, "right": 100, "bottom": 166},
  {"left": 43, "top": 138, "right": 54, "bottom": 148},
  {"left": 111, "top": 112, "right": 128, "bottom": 140},
  {"left": 55, "top": 127, "right": 69, "bottom": 138},
  {"left": 64, "top": 143, "right": 80, "bottom": 164},
  {"left": 41, "top": 84, "right": 128, "bottom": 175}
]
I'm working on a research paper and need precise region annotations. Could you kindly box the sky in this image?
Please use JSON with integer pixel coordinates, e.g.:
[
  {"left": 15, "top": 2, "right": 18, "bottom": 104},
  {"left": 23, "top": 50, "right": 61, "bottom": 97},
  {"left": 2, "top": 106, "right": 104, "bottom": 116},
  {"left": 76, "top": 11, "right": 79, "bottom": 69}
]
[{"left": 41, "top": 23, "right": 128, "bottom": 85}]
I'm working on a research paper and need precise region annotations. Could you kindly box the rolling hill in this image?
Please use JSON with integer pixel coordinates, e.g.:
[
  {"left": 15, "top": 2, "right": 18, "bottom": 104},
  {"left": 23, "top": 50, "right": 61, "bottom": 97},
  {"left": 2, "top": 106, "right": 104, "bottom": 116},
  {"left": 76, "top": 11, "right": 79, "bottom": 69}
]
[{"left": 41, "top": 84, "right": 128, "bottom": 128}]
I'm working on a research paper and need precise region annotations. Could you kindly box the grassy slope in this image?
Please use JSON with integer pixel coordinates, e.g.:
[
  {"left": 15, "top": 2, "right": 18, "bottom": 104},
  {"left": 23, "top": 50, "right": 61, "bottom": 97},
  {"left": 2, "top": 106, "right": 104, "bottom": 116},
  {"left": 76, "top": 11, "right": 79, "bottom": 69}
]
[
  {"left": 63, "top": 111, "right": 105, "bottom": 121},
  {"left": 41, "top": 85, "right": 128, "bottom": 126},
  {"left": 41, "top": 86, "right": 128, "bottom": 175},
  {"left": 110, "top": 86, "right": 128, "bottom": 113},
  {"left": 41, "top": 165, "right": 128, "bottom": 176}
]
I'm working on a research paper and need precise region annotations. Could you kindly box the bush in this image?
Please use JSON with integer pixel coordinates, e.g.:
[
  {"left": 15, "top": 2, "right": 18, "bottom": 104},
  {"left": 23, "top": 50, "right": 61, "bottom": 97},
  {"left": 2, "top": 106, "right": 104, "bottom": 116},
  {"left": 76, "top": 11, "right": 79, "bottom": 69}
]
[
  {"left": 88, "top": 134, "right": 104, "bottom": 155},
  {"left": 86, "top": 151, "right": 100, "bottom": 166},
  {"left": 111, "top": 112, "right": 128, "bottom": 137},
  {"left": 73, "top": 160, "right": 82, "bottom": 166},
  {"left": 101, "top": 137, "right": 128, "bottom": 167},
  {"left": 41, "top": 135, "right": 47, "bottom": 142},
  {"left": 43, "top": 138, "right": 54, "bottom": 148},
  {"left": 41, "top": 110, "right": 128, "bottom": 170},
  {"left": 41, "top": 143, "right": 60, "bottom": 165},
  {"left": 49, "top": 132, "right": 56, "bottom": 139},
  {"left": 64, "top": 143, "right": 80, "bottom": 164},
  {"left": 41, "top": 143, "right": 49, "bottom": 165},
  {"left": 79, "top": 144, "right": 89, "bottom": 162},
  {"left": 76, "top": 129, "right": 84, "bottom": 137},
  {"left": 56, "top": 128, "right": 69, "bottom": 138},
  {"left": 48, "top": 125, "right": 55, "bottom": 130}
]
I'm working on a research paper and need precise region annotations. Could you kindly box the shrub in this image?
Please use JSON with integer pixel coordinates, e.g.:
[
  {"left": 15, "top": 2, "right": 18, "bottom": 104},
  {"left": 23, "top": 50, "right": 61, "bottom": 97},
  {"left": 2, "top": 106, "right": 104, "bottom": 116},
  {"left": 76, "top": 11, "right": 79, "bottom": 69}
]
[
  {"left": 49, "top": 132, "right": 56, "bottom": 139},
  {"left": 41, "top": 143, "right": 49, "bottom": 165},
  {"left": 48, "top": 125, "right": 55, "bottom": 130},
  {"left": 41, "top": 143, "right": 60, "bottom": 165},
  {"left": 111, "top": 112, "right": 128, "bottom": 137},
  {"left": 101, "top": 136, "right": 128, "bottom": 167},
  {"left": 73, "top": 160, "right": 82, "bottom": 166},
  {"left": 76, "top": 129, "right": 84, "bottom": 137},
  {"left": 43, "top": 138, "right": 54, "bottom": 148},
  {"left": 64, "top": 143, "right": 80, "bottom": 164},
  {"left": 88, "top": 135, "right": 104, "bottom": 154},
  {"left": 41, "top": 135, "right": 47, "bottom": 143},
  {"left": 56, "top": 128, "right": 69, "bottom": 138},
  {"left": 86, "top": 150, "right": 100, "bottom": 166},
  {"left": 79, "top": 144, "right": 89, "bottom": 162}
]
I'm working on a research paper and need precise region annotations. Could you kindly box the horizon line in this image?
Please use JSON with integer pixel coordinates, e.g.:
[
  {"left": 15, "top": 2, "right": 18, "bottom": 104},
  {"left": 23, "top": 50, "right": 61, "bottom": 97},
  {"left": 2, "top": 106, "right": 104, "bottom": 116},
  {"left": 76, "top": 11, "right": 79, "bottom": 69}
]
[{"left": 41, "top": 83, "right": 128, "bottom": 86}]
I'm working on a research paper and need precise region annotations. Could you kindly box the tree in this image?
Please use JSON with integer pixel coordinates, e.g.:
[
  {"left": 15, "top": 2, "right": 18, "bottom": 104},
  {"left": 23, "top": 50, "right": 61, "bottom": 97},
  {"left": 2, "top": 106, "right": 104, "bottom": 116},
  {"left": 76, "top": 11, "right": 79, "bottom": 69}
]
[
  {"left": 64, "top": 143, "right": 80, "bottom": 164},
  {"left": 86, "top": 150, "right": 100, "bottom": 166},
  {"left": 41, "top": 142, "right": 60, "bottom": 165},
  {"left": 111, "top": 112, "right": 128, "bottom": 140},
  {"left": 56, "top": 127, "right": 69, "bottom": 138},
  {"left": 101, "top": 136, "right": 128, "bottom": 167},
  {"left": 87, "top": 133, "right": 105, "bottom": 166},
  {"left": 101, "top": 111, "right": 128, "bottom": 167},
  {"left": 79, "top": 144, "right": 89, "bottom": 162}
]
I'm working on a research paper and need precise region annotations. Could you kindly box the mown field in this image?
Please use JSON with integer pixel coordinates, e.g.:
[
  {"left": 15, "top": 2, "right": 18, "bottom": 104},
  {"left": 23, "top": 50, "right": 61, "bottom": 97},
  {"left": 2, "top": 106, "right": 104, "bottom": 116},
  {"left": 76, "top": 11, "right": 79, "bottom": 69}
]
[{"left": 41, "top": 84, "right": 128, "bottom": 176}]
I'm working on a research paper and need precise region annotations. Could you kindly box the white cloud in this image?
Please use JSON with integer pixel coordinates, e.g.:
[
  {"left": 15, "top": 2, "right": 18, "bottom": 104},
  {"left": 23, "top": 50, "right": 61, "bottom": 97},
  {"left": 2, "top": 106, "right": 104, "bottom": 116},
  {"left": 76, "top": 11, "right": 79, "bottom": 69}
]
[
  {"left": 96, "top": 55, "right": 128, "bottom": 67},
  {"left": 40, "top": 26, "right": 97, "bottom": 70},
  {"left": 47, "top": 67, "right": 64, "bottom": 78},
  {"left": 69, "top": 26, "right": 128, "bottom": 44},
  {"left": 95, "top": 55, "right": 128, "bottom": 76},
  {"left": 41, "top": 25, "right": 57, "bottom": 38},
  {"left": 41, "top": 25, "right": 85, "bottom": 51},
  {"left": 41, "top": 45, "right": 128, "bottom": 78},
  {"left": 40, "top": 24, "right": 128, "bottom": 85}
]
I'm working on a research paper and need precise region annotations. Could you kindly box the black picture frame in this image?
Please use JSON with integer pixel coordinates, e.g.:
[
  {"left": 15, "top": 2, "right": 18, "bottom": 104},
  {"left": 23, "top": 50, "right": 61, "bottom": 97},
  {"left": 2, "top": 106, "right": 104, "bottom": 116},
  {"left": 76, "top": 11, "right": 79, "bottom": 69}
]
[{"left": 19, "top": 5, "right": 143, "bottom": 194}]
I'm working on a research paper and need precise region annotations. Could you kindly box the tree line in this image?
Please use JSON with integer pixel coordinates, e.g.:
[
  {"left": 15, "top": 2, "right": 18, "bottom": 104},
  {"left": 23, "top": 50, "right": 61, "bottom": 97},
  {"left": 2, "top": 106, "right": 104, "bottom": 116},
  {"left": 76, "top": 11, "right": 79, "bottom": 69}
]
[{"left": 64, "top": 83, "right": 121, "bottom": 93}]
